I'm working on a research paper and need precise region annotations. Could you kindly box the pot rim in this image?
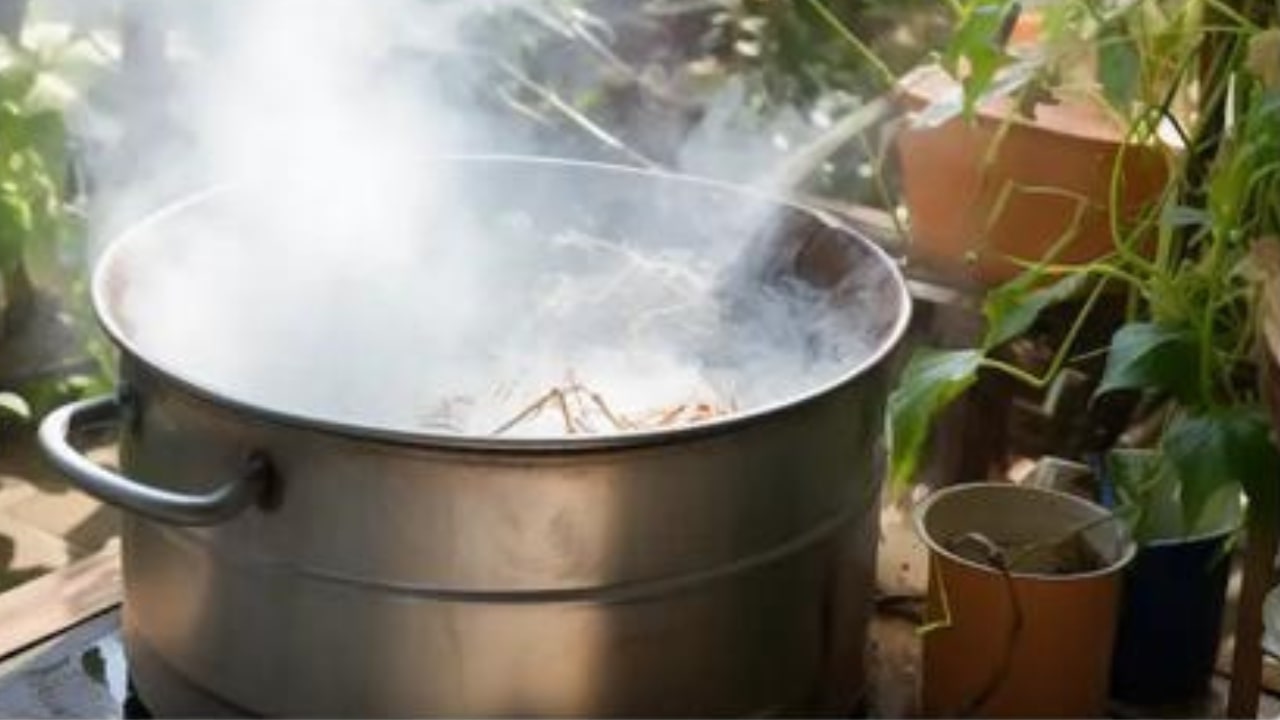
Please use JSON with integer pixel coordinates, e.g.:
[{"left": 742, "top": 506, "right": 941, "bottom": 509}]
[
  {"left": 893, "top": 64, "right": 1178, "bottom": 155},
  {"left": 1134, "top": 500, "right": 1243, "bottom": 549},
  {"left": 92, "top": 154, "right": 914, "bottom": 452},
  {"left": 913, "top": 483, "right": 1138, "bottom": 583}
]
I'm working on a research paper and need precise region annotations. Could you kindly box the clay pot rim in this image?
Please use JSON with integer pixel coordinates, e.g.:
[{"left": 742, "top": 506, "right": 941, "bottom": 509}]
[{"left": 894, "top": 64, "right": 1172, "bottom": 156}]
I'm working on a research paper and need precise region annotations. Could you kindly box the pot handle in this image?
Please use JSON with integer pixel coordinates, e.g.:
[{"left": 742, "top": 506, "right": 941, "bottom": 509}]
[{"left": 38, "top": 394, "right": 273, "bottom": 526}]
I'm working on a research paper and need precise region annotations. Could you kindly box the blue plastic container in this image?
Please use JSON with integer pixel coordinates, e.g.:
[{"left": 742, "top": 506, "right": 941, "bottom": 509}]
[
  {"left": 1103, "top": 449, "right": 1240, "bottom": 706},
  {"left": 1109, "top": 531, "right": 1232, "bottom": 705}
]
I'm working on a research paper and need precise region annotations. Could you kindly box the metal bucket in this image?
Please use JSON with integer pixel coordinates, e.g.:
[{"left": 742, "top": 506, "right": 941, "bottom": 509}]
[
  {"left": 915, "top": 483, "right": 1135, "bottom": 718},
  {"left": 39, "top": 157, "right": 912, "bottom": 717}
]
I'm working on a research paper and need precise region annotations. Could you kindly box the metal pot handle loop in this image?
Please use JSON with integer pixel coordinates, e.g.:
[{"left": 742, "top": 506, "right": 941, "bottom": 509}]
[{"left": 38, "top": 394, "right": 273, "bottom": 526}]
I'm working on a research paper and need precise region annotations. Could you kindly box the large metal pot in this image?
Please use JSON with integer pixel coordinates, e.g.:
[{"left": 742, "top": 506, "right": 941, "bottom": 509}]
[{"left": 39, "top": 157, "right": 911, "bottom": 717}]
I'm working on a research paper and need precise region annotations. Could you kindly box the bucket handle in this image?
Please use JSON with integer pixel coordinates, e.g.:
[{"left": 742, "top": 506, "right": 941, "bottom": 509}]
[
  {"left": 918, "top": 560, "right": 955, "bottom": 636},
  {"left": 921, "top": 532, "right": 1026, "bottom": 718},
  {"left": 39, "top": 394, "right": 274, "bottom": 526}
]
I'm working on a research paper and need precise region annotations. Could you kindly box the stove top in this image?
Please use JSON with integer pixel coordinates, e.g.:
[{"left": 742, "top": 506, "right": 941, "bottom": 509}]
[{"left": 0, "top": 610, "right": 150, "bottom": 719}]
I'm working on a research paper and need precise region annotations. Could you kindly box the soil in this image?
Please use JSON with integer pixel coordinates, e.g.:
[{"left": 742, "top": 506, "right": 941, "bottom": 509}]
[{"left": 945, "top": 531, "right": 1107, "bottom": 575}]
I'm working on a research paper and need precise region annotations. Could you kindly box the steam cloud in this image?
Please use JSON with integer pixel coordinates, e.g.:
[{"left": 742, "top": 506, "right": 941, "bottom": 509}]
[{"left": 78, "top": 0, "right": 895, "bottom": 438}]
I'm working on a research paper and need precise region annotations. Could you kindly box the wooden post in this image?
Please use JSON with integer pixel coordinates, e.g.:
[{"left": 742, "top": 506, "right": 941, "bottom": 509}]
[
  {"left": 1229, "top": 514, "right": 1279, "bottom": 718},
  {"left": 1227, "top": 243, "right": 1280, "bottom": 717},
  {"left": 1198, "top": 1, "right": 1278, "bottom": 711}
]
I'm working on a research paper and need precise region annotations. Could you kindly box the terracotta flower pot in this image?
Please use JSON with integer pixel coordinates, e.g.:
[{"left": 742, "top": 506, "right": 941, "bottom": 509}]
[
  {"left": 914, "top": 483, "right": 1135, "bottom": 718},
  {"left": 895, "top": 65, "right": 1170, "bottom": 286}
]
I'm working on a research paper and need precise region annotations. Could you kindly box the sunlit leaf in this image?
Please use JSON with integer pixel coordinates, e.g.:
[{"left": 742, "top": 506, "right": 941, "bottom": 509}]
[
  {"left": 888, "top": 349, "right": 983, "bottom": 491},
  {"left": 0, "top": 392, "right": 30, "bottom": 421},
  {"left": 941, "top": 0, "right": 1017, "bottom": 119}
]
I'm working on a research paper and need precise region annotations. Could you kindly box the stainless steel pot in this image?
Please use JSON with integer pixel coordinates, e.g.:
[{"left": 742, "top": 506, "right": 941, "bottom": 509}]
[{"left": 40, "top": 157, "right": 911, "bottom": 717}]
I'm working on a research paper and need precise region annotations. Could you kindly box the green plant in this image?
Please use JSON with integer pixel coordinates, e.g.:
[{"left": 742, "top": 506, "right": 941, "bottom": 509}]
[
  {"left": 0, "top": 25, "right": 114, "bottom": 424},
  {"left": 0, "top": 38, "right": 73, "bottom": 335},
  {"left": 889, "top": 11, "right": 1280, "bottom": 532},
  {"left": 1107, "top": 447, "right": 1243, "bottom": 543},
  {"left": 935, "top": 0, "right": 1204, "bottom": 128},
  {"left": 689, "top": 0, "right": 906, "bottom": 109}
]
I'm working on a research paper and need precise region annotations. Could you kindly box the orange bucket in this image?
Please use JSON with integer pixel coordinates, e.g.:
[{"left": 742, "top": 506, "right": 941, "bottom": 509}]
[{"left": 914, "top": 484, "right": 1135, "bottom": 717}]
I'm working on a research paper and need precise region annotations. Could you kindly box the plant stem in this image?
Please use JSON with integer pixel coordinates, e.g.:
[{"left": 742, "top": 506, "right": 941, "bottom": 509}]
[
  {"left": 854, "top": 129, "right": 910, "bottom": 243},
  {"left": 1006, "top": 258, "right": 1146, "bottom": 288},
  {"left": 980, "top": 277, "right": 1112, "bottom": 390},
  {"left": 804, "top": 0, "right": 898, "bottom": 91},
  {"left": 495, "top": 59, "right": 661, "bottom": 170}
]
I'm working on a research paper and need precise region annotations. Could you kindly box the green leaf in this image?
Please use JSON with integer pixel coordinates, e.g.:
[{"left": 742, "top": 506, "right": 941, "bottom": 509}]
[
  {"left": 942, "top": 0, "right": 1016, "bottom": 119},
  {"left": 0, "top": 392, "right": 30, "bottom": 421},
  {"left": 20, "top": 109, "right": 67, "bottom": 179},
  {"left": 1108, "top": 448, "right": 1184, "bottom": 543},
  {"left": 0, "top": 61, "right": 37, "bottom": 105},
  {"left": 1098, "top": 23, "right": 1140, "bottom": 112},
  {"left": 888, "top": 349, "right": 983, "bottom": 491},
  {"left": 1095, "top": 322, "right": 1202, "bottom": 404},
  {"left": 982, "top": 273, "right": 1090, "bottom": 349},
  {"left": 1163, "top": 409, "right": 1280, "bottom": 532}
]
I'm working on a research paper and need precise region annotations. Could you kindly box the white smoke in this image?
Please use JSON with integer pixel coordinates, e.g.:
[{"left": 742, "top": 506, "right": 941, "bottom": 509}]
[{"left": 76, "top": 0, "right": 899, "bottom": 437}]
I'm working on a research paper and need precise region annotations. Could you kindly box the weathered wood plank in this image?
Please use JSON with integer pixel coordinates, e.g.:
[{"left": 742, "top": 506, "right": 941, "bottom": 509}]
[
  {"left": 1260, "top": 240, "right": 1280, "bottom": 429},
  {"left": 0, "top": 542, "right": 122, "bottom": 661}
]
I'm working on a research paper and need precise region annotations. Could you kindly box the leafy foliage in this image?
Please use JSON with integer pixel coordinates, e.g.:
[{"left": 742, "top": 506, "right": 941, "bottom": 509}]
[
  {"left": 1164, "top": 409, "right": 1280, "bottom": 530},
  {"left": 0, "top": 47, "right": 68, "bottom": 283},
  {"left": 886, "top": 4, "right": 1280, "bottom": 532},
  {"left": 932, "top": 0, "right": 1202, "bottom": 126},
  {"left": 940, "top": 0, "right": 1015, "bottom": 119},
  {"left": 886, "top": 271, "right": 1095, "bottom": 491},
  {"left": 0, "top": 391, "right": 29, "bottom": 421},
  {"left": 1098, "top": 20, "right": 1140, "bottom": 111},
  {"left": 983, "top": 273, "right": 1090, "bottom": 348},
  {"left": 1094, "top": 323, "right": 1202, "bottom": 404},
  {"left": 887, "top": 349, "right": 982, "bottom": 491},
  {"left": 694, "top": 0, "right": 945, "bottom": 109},
  {"left": 0, "top": 28, "right": 114, "bottom": 423}
]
